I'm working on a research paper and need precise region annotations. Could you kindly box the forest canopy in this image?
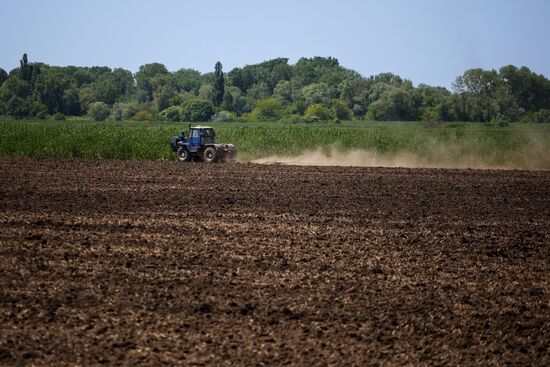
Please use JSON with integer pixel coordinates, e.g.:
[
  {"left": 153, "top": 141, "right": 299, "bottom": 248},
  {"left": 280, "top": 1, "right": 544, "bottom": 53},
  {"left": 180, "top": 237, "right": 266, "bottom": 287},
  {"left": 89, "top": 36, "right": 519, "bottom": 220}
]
[{"left": 0, "top": 54, "right": 549, "bottom": 123}]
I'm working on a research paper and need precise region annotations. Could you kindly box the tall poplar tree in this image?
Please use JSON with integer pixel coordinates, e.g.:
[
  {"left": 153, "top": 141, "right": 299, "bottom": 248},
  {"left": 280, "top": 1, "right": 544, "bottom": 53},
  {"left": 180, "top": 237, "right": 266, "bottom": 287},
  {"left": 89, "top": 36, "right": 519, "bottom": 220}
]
[{"left": 213, "top": 61, "right": 225, "bottom": 107}]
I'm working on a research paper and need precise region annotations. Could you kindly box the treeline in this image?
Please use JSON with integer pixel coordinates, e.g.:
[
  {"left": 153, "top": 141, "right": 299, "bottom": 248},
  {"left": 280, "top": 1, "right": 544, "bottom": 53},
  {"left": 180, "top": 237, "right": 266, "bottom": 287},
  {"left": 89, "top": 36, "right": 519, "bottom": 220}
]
[{"left": 0, "top": 54, "right": 549, "bottom": 123}]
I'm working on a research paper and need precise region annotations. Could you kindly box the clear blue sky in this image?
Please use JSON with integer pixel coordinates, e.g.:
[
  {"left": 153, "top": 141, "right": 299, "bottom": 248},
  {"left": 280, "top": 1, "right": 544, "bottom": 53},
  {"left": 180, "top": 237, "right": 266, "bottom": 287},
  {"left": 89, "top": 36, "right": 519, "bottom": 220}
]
[{"left": 2, "top": 0, "right": 549, "bottom": 88}]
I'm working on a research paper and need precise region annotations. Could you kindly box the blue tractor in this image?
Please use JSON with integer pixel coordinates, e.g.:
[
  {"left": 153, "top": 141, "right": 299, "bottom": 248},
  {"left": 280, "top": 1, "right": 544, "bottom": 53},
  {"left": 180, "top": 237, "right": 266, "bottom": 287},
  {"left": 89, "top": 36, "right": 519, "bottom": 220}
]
[{"left": 170, "top": 125, "right": 236, "bottom": 163}]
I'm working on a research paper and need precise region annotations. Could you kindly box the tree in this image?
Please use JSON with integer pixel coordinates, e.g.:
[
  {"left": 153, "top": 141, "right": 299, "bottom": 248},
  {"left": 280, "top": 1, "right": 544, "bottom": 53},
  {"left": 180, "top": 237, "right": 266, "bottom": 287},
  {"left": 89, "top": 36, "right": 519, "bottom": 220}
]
[
  {"left": 287, "top": 100, "right": 306, "bottom": 116},
  {"left": 71, "top": 67, "right": 93, "bottom": 87},
  {"left": 199, "top": 84, "right": 215, "bottom": 102},
  {"left": 453, "top": 68, "right": 500, "bottom": 96},
  {"left": 78, "top": 87, "right": 94, "bottom": 113},
  {"left": 453, "top": 68, "right": 521, "bottom": 122},
  {"left": 213, "top": 61, "right": 225, "bottom": 107},
  {"left": 294, "top": 57, "right": 340, "bottom": 85},
  {"left": 34, "top": 71, "right": 76, "bottom": 113},
  {"left": 110, "top": 102, "right": 139, "bottom": 120},
  {"left": 154, "top": 85, "right": 176, "bottom": 112},
  {"left": 183, "top": 99, "right": 214, "bottom": 122},
  {"left": 30, "top": 100, "right": 48, "bottom": 118},
  {"left": 5, "top": 96, "right": 31, "bottom": 118},
  {"left": 367, "top": 83, "right": 392, "bottom": 104},
  {"left": 338, "top": 76, "right": 366, "bottom": 109},
  {"left": 18, "top": 53, "right": 41, "bottom": 88},
  {"left": 111, "top": 102, "right": 125, "bottom": 121},
  {"left": 251, "top": 98, "right": 284, "bottom": 120},
  {"left": 367, "top": 87, "right": 415, "bottom": 121},
  {"left": 200, "top": 72, "right": 215, "bottom": 86},
  {"left": 522, "top": 109, "right": 550, "bottom": 123},
  {"left": 351, "top": 89, "right": 371, "bottom": 117},
  {"left": 499, "top": 65, "right": 550, "bottom": 112},
  {"left": 372, "top": 72, "right": 404, "bottom": 87},
  {"left": 151, "top": 74, "right": 177, "bottom": 112},
  {"left": 274, "top": 79, "right": 302, "bottom": 106},
  {"left": 0, "top": 76, "right": 32, "bottom": 101},
  {"left": 86, "top": 67, "right": 135, "bottom": 105},
  {"left": 331, "top": 99, "right": 352, "bottom": 120},
  {"left": 412, "top": 84, "right": 451, "bottom": 121},
  {"left": 247, "top": 82, "right": 270, "bottom": 101},
  {"left": 227, "top": 58, "right": 292, "bottom": 93},
  {"left": 227, "top": 67, "right": 255, "bottom": 93},
  {"left": 0, "top": 68, "right": 7, "bottom": 86},
  {"left": 302, "top": 82, "right": 333, "bottom": 107},
  {"left": 90, "top": 78, "right": 119, "bottom": 105},
  {"left": 132, "top": 110, "right": 154, "bottom": 121},
  {"left": 87, "top": 102, "right": 111, "bottom": 121},
  {"left": 62, "top": 87, "right": 81, "bottom": 115},
  {"left": 158, "top": 106, "right": 181, "bottom": 121},
  {"left": 222, "top": 86, "right": 247, "bottom": 114},
  {"left": 271, "top": 61, "right": 293, "bottom": 88},
  {"left": 173, "top": 68, "right": 202, "bottom": 93},
  {"left": 304, "top": 103, "right": 335, "bottom": 121},
  {"left": 274, "top": 80, "right": 293, "bottom": 105},
  {"left": 319, "top": 70, "right": 347, "bottom": 88},
  {"left": 211, "top": 110, "right": 234, "bottom": 122},
  {"left": 135, "top": 63, "right": 168, "bottom": 102},
  {"left": 19, "top": 53, "right": 32, "bottom": 82},
  {"left": 413, "top": 84, "right": 450, "bottom": 108},
  {"left": 421, "top": 107, "right": 439, "bottom": 122},
  {"left": 111, "top": 68, "right": 135, "bottom": 97}
]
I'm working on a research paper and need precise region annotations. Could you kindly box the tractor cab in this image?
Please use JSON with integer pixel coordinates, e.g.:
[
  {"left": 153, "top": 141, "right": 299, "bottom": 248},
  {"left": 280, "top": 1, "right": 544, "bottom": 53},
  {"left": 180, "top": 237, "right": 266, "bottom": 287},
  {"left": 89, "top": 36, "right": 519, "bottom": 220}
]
[{"left": 188, "top": 126, "right": 216, "bottom": 150}]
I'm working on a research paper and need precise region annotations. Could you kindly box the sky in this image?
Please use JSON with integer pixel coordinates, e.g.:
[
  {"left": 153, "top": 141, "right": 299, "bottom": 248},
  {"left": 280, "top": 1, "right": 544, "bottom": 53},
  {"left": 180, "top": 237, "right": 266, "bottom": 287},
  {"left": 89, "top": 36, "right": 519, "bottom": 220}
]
[{"left": 1, "top": 0, "right": 549, "bottom": 88}]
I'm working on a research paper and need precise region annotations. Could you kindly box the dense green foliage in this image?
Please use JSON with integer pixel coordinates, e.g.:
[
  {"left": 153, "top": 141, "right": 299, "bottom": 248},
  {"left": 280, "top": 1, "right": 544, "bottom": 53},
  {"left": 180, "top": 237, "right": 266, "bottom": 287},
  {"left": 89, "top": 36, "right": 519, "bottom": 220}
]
[
  {"left": 250, "top": 98, "right": 284, "bottom": 120},
  {"left": 1, "top": 54, "right": 549, "bottom": 123},
  {"left": 87, "top": 102, "right": 110, "bottom": 121},
  {"left": 182, "top": 99, "right": 214, "bottom": 122},
  {"left": 305, "top": 104, "right": 335, "bottom": 121},
  {"left": 158, "top": 105, "right": 181, "bottom": 122},
  {"left": 1, "top": 119, "right": 549, "bottom": 169}
]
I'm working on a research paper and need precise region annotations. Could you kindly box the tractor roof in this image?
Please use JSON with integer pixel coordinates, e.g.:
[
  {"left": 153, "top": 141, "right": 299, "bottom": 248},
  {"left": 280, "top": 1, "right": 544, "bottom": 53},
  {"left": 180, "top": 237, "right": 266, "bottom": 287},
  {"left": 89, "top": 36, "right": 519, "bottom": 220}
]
[{"left": 191, "top": 126, "right": 213, "bottom": 129}]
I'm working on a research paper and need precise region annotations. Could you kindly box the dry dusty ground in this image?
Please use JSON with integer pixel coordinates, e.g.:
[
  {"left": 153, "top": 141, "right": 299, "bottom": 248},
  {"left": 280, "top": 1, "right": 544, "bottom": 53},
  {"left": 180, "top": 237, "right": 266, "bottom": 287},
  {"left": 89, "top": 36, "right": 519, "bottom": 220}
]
[{"left": 0, "top": 158, "right": 549, "bottom": 366}]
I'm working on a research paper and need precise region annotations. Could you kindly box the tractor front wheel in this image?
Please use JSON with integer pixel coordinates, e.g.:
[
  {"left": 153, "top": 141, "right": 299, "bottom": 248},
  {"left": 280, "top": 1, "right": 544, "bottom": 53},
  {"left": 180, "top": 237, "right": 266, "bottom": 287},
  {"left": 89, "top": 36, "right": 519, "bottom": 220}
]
[
  {"left": 203, "top": 147, "right": 217, "bottom": 163},
  {"left": 176, "top": 147, "right": 191, "bottom": 162}
]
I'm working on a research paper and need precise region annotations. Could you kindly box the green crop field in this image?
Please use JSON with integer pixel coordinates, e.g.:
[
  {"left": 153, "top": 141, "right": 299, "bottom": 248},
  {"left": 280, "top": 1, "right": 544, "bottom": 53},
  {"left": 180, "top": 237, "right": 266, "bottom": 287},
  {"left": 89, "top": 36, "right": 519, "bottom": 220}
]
[{"left": 1, "top": 117, "right": 549, "bottom": 169}]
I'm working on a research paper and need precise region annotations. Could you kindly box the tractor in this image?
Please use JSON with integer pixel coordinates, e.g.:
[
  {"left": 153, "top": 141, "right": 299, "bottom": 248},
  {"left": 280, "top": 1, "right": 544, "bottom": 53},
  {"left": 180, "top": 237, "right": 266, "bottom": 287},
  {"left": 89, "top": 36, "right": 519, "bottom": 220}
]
[{"left": 170, "top": 125, "right": 236, "bottom": 163}]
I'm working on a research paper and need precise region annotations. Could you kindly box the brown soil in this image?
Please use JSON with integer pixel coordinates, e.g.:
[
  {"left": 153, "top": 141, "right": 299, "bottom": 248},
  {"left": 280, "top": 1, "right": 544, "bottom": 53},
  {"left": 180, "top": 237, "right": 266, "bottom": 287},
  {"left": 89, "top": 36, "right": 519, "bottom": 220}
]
[{"left": 0, "top": 158, "right": 549, "bottom": 366}]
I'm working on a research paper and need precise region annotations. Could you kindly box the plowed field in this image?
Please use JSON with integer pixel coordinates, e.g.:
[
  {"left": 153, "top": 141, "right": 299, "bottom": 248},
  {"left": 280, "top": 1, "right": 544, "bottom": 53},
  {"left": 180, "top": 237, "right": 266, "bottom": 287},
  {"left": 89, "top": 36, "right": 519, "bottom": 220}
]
[{"left": 1, "top": 158, "right": 549, "bottom": 366}]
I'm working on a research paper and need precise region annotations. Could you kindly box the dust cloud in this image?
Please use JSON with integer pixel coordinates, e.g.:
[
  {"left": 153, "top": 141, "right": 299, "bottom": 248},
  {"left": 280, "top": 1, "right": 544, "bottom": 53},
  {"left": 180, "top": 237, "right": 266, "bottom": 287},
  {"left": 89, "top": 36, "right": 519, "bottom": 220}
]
[{"left": 253, "top": 144, "right": 550, "bottom": 170}]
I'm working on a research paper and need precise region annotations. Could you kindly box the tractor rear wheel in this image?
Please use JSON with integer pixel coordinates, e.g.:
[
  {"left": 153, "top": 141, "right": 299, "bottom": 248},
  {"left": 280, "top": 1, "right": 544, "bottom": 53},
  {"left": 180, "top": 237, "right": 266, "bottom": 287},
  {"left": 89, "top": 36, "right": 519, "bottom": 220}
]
[
  {"left": 203, "top": 147, "right": 217, "bottom": 163},
  {"left": 176, "top": 147, "right": 191, "bottom": 162}
]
